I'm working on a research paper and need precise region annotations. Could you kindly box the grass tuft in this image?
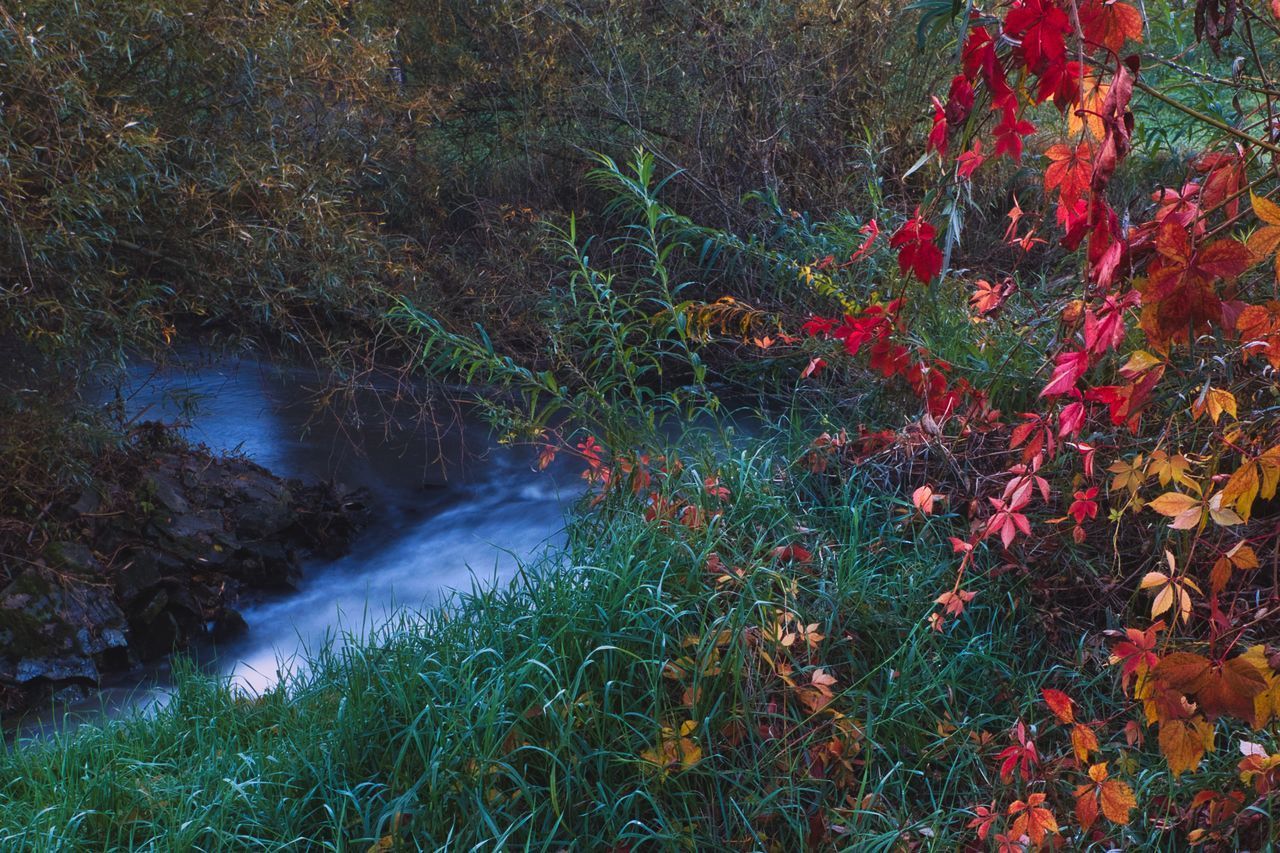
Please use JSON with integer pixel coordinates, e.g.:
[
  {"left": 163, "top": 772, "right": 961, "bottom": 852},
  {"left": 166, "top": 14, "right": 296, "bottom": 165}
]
[{"left": 0, "top": 432, "right": 1054, "bottom": 850}]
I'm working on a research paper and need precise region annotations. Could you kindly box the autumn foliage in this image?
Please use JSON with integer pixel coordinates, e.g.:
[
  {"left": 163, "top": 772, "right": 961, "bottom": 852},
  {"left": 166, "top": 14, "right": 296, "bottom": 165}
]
[{"left": 774, "top": 0, "right": 1280, "bottom": 847}]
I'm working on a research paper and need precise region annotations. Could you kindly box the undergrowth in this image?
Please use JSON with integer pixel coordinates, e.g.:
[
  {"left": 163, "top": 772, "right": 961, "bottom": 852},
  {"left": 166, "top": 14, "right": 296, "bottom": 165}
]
[{"left": 1, "top": 428, "right": 1056, "bottom": 851}]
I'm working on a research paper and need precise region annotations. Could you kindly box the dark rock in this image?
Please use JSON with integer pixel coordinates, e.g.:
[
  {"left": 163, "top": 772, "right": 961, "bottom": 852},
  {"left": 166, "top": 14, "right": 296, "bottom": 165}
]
[
  {"left": 158, "top": 511, "right": 223, "bottom": 553},
  {"left": 1, "top": 422, "right": 370, "bottom": 716},
  {"left": 44, "top": 541, "right": 103, "bottom": 575},
  {"left": 212, "top": 609, "right": 249, "bottom": 641},
  {"left": 113, "top": 549, "right": 171, "bottom": 604},
  {"left": 142, "top": 468, "right": 190, "bottom": 515},
  {"left": 71, "top": 488, "right": 101, "bottom": 516},
  {"left": 0, "top": 570, "right": 128, "bottom": 685},
  {"left": 135, "top": 587, "right": 170, "bottom": 625},
  {"left": 50, "top": 683, "right": 92, "bottom": 705}
]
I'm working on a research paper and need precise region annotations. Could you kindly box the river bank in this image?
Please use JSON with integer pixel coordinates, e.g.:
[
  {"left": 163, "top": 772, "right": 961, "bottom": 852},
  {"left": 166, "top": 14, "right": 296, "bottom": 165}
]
[
  {"left": 0, "top": 419, "right": 368, "bottom": 717},
  {"left": 2, "top": 355, "right": 577, "bottom": 726}
]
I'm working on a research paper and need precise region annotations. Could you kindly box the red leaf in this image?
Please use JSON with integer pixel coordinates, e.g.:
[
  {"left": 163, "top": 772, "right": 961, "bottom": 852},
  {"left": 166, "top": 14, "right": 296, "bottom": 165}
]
[
  {"left": 1080, "top": 0, "right": 1145, "bottom": 53},
  {"left": 993, "top": 105, "right": 1037, "bottom": 163},
  {"left": 1005, "top": 0, "right": 1070, "bottom": 72},
  {"left": 1138, "top": 221, "right": 1253, "bottom": 346},
  {"left": 1091, "top": 56, "right": 1138, "bottom": 193},
  {"left": 1083, "top": 292, "right": 1138, "bottom": 354},
  {"left": 1196, "top": 150, "right": 1246, "bottom": 218},
  {"left": 1040, "top": 349, "right": 1090, "bottom": 397},
  {"left": 1058, "top": 400, "right": 1086, "bottom": 437},
  {"left": 890, "top": 214, "right": 943, "bottom": 283},
  {"left": 928, "top": 97, "right": 948, "bottom": 156},
  {"left": 1069, "top": 487, "right": 1100, "bottom": 523},
  {"left": 771, "top": 544, "right": 813, "bottom": 564},
  {"left": 956, "top": 141, "right": 985, "bottom": 180},
  {"left": 1044, "top": 142, "right": 1093, "bottom": 208}
]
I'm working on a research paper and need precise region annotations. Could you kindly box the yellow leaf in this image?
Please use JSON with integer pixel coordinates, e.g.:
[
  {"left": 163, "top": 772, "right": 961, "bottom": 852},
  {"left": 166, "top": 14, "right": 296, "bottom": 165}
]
[
  {"left": 1151, "top": 583, "right": 1176, "bottom": 621},
  {"left": 1139, "top": 570, "right": 1169, "bottom": 590},
  {"left": 1159, "top": 717, "right": 1215, "bottom": 778},
  {"left": 1240, "top": 645, "right": 1279, "bottom": 727},
  {"left": 1108, "top": 454, "right": 1147, "bottom": 495},
  {"left": 1147, "top": 491, "right": 1205, "bottom": 529},
  {"left": 1221, "top": 462, "right": 1260, "bottom": 521},
  {"left": 1258, "top": 445, "right": 1280, "bottom": 500},
  {"left": 1207, "top": 492, "right": 1244, "bottom": 527},
  {"left": 1146, "top": 491, "right": 1200, "bottom": 517},
  {"left": 1228, "top": 542, "right": 1260, "bottom": 570},
  {"left": 1254, "top": 192, "right": 1280, "bottom": 225},
  {"left": 1192, "top": 386, "right": 1237, "bottom": 424},
  {"left": 1141, "top": 566, "right": 1199, "bottom": 624},
  {"left": 679, "top": 738, "right": 702, "bottom": 767},
  {"left": 1069, "top": 75, "right": 1109, "bottom": 139},
  {"left": 1121, "top": 350, "right": 1163, "bottom": 374},
  {"left": 1148, "top": 450, "right": 1197, "bottom": 492}
]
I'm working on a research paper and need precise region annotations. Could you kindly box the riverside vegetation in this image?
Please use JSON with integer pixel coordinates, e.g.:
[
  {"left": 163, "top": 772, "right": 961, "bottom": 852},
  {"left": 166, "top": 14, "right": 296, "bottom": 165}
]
[{"left": 2, "top": 1, "right": 1280, "bottom": 850}]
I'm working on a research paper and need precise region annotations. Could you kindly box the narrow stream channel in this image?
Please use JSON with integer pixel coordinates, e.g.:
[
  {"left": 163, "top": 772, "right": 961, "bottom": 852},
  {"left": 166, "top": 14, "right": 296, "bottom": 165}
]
[{"left": 20, "top": 354, "right": 576, "bottom": 736}]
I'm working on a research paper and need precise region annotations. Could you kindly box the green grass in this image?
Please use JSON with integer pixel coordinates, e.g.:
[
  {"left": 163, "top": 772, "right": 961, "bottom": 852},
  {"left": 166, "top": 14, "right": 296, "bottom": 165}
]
[{"left": 0, "top": 429, "right": 1063, "bottom": 851}]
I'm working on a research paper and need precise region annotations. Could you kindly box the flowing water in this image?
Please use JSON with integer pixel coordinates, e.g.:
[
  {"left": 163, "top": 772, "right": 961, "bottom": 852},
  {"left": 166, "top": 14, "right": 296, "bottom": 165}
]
[{"left": 20, "top": 354, "right": 576, "bottom": 735}]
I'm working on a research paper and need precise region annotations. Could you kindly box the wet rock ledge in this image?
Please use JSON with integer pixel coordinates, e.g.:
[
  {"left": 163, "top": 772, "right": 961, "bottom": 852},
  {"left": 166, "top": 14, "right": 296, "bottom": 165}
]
[{"left": 0, "top": 423, "right": 368, "bottom": 715}]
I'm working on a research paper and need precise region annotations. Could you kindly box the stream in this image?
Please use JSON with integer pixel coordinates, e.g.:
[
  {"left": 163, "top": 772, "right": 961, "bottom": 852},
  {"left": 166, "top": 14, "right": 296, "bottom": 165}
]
[{"left": 21, "top": 354, "right": 576, "bottom": 736}]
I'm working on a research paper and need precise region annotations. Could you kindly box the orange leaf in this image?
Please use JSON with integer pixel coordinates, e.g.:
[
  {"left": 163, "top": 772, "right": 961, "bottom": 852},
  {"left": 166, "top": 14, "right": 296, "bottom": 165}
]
[
  {"left": 1042, "top": 688, "right": 1075, "bottom": 724},
  {"left": 1008, "top": 792, "right": 1059, "bottom": 846},
  {"left": 1044, "top": 142, "right": 1093, "bottom": 207},
  {"left": 1236, "top": 302, "right": 1280, "bottom": 368},
  {"left": 912, "top": 485, "right": 939, "bottom": 515},
  {"left": 1154, "top": 651, "right": 1212, "bottom": 694},
  {"left": 1074, "top": 779, "right": 1101, "bottom": 832},
  {"left": 1248, "top": 192, "right": 1280, "bottom": 283},
  {"left": 1209, "top": 542, "right": 1255, "bottom": 595},
  {"left": 969, "top": 277, "right": 1016, "bottom": 317},
  {"left": 1159, "top": 717, "right": 1215, "bottom": 777},
  {"left": 1198, "top": 657, "right": 1269, "bottom": 724},
  {"left": 1099, "top": 776, "right": 1137, "bottom": 824},
  {"left": 1072, "top": 723, "right": 1100, "bottom": 764}
]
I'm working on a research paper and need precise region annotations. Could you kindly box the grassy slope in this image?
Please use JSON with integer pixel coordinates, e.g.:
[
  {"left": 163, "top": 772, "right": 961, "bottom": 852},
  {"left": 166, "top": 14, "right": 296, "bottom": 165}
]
[{"left": 0, "top": 431, "right": 1056, "bottom": 851}]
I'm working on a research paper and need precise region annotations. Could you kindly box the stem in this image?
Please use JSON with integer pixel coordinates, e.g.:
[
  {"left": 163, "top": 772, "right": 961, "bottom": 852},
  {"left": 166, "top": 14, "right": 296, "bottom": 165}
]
[{"left": 1133, "top": 79, "right": 1280, "bottom": 158}]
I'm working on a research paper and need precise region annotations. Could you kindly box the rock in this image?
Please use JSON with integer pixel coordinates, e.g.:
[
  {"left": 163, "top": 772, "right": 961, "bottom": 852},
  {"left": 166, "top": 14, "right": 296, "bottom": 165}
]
[
  {"left": 212, "top": 609, "right": 248, "bottom": 641},
  {"left": 0, "top": 570, "right": 128, "bottom": 685},
  {"left": 50, "top": 683, "right": 91, "bottom": 705},
  {"left": 0, "top": 421, "right": 370, "bottom": 715},
  {"left": 230, "top": 539, "right": 299, "bottom": 588},
  {"left": 159, "top": 511, "right": 223, "bottom": 552},
  {"left": 71, "top": 488, "right": 101, "bottom": 516},
  {"left": 229, "top": 492, "right": 293, "bottom": 539},
  {"left": 142, "top": 468, "right": 190, "bottom": 515},
  {"left": 112, "top": 549, "right": 171, "bottom": 604},
  {"left": 44, "top": 541, "right": 103, "bottom": 575}
]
